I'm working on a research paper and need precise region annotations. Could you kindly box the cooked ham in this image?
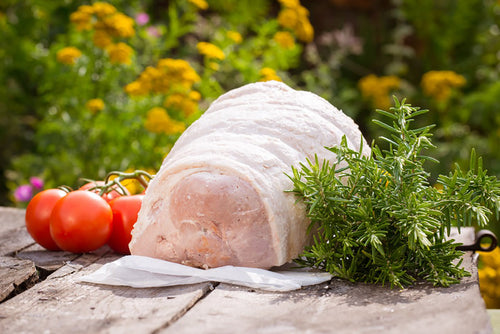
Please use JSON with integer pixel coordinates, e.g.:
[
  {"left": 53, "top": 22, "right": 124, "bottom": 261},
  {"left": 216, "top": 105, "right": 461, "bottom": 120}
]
[{"left": 129, "top": 81, "right": 370, "bottom": 269}]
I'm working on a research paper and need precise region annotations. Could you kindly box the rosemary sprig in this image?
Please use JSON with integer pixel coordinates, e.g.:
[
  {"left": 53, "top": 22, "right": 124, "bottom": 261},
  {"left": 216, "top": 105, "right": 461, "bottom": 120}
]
[{"left": 289, "top": 98, "right": 500, "bottom": 288}]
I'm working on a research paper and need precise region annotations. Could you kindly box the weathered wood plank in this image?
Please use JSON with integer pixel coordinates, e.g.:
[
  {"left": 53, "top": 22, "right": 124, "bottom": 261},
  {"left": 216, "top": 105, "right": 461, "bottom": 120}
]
[
  {"left": 163, "top": 229, "right": 492, "bottom": 334},
  {"left": 0, "top": 207, "right": 34, "bottom": 256},
  {"left": 165, "top": 274, "right": 490, "bottom": 334},
  {"left": 0, "top": 207, "right": 493, "bottom": 333},
  {"left": 0, "top": 207, "right": 79, "bottom": 304},
  {"left": 0, "top": 250, "right": 215, "bottom": 334},
  {"left": 0, "top": 206, "right": 97, "bottom": 274},
  {"left": 16, "top": 243, "right": 79, "bottom": 272},
  {"left": 0, "top": 207, "right": 25, "bottom": 233},
  {"left": 0, "top": 256, "right": 37, "bottom": 302}
]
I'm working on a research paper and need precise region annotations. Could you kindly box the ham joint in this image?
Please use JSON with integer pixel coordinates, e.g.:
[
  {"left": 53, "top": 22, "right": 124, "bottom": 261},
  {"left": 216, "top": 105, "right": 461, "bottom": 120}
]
[{"left": 129, "top": 81, "right": 370, "bottom": 269}]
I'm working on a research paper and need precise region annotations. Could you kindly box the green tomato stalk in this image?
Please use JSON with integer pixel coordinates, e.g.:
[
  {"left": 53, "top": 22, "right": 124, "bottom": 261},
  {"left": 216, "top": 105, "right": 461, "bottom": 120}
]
[{"left": 79, "top": 170, "right": 155, "bottom": 196}]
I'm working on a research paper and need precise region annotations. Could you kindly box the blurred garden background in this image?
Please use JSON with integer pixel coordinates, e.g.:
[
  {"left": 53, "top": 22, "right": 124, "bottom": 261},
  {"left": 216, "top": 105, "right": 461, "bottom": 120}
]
[{"left": 0, "top": 0, "right": 499, "bottom": 303}]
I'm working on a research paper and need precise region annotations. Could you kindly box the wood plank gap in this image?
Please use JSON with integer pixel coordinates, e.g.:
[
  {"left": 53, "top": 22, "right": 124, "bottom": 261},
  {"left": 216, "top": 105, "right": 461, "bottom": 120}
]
[
  {"left": 6, "top": 242, "right": 36, "bottom": 257},
  {"left": 16, "top": 243, "right": 81, "bottom": 274},
  {"left": 151, "top": 282, "right": 220, "bottom": 334},
  {"left": 0, "top": 257, "right": 38, "bottom": 303},
  {"left": 2, "top": 271, "right": 38, "bottom": 303},
  {"left": 1, "top": 248, "right": 112, "bottom": 305},
  {"left": 0, "top": 254, "right": 217, "bottom": 333},
  {"left": 45, "top": 248, "right": 113, "bottom": 281}
]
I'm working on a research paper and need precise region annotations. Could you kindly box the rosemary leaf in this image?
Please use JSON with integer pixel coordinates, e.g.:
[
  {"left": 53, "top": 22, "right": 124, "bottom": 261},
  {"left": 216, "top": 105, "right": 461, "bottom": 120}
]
[{"left": 289, "top": 98, "right": 500, "bottom": 288}]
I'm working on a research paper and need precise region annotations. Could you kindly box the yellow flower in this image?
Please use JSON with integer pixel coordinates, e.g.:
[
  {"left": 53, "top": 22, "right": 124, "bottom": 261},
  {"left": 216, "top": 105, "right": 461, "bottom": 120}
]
[
  {"left": 294, "top": 18, "right": 314, "bottom": 43},
  {"left": 157, "top": 58, "right": 201, "bottom": 89},
  {"left": 145, "top": 107, "right": 186, "bottom": 135},
  {"left": 278, "top": 0, "right": 301, "bottom": 8},
  {"left": 85, "top": 98, "right": 105, "bottom": 113},
  {"left": 481, "top": 247, "right": 500, "bottom": 268},
  {"left": 479, "top": 247, "right": 500, "bottom": 308},
  {"left": 145, "top": 107, "right": 170, "bottom": 133},
  {"left": 126, "top": 59, "right": 200, "bottom": 97},
  {"left": 259, "top": 67, "right": 282, "bottom": 82},
  {"left": 358, "top": 74, "right": 400, "bottom": 110},
  {"left": 138, "top": 66, "right": 163, "bottom": 93},
  {"left": 101, "top": 12, "right": 135, "bottom": 38},
  {"left": 70, "top": 3, "right": 135, "bottom": 40},
  {"left": 106, "top": 42, "right": 133, "bottom": 65},
  {"left": 124, "top": 81, "right": 148, "bottom": 97},
  {"left": 273, "top": 31, "right": 295, "bottom": 49},
  {"left": 188, "top": 0, "right": 209, "bottom": 10},
  {"left": 76, "top": 4, "right": 95, "bottom": 15},
  {"left": 70, "top": 6, "right": 94, "bottom": 31},
  {"left": 277, "top": 1, "right": 314, "bottom": 43},
  {"left": 93, "top": 29, "right": 113, "bottom": 48},
  {"left": 227, "top": 31, "right": 243, "bottom": 44},
  {"left": 189, "top": 91, "right": 201, "bottom": 101},
  {"left": 157, "top": 58, "right": 189, "bottom": 72},
  {"left": 197, "top": 42, "right": 225, "bottom": 60},
  {"left": 164, "top": 92, "right": 200, "bottom": 117},
  {"left": 92, "top": 2, "right": 117, "bottom": 18},
  {"left": 156, "top": 62, "right": 189, "bottom": 91},
  {"left": 56, "top": 47, "right": 82, "bottom": 65},
  {"left": 421, "top": 70, "right": 466, "bottom": 101},
  {"left": 278, "top": 9, "right": 299, "bottom": 30}
]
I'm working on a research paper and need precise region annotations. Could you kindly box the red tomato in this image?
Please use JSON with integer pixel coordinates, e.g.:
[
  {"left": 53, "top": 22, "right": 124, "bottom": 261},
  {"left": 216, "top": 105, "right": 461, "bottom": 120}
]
[
  {"left": 25, "top": 189, "right": 67, "bottom": 250},
  {"left": 49, "top": 190, "right": 113, "bottom": 253},
  {"left": 79, "top": 181, "right": 129, "bottom": 203},
  {"left": 108, "top": 195, "right": 144, "bottom": 254}
]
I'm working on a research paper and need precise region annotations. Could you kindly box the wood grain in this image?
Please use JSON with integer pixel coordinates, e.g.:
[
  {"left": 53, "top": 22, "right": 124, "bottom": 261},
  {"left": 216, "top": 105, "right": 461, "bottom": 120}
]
[
  {"left": 16, "top": 243, "right": 79, "bottom": 272},
  {"left": 165, "top": 274, "right": 491, "bottom": 334},
  {"left": 0, "top": 207, "right": 493, "bottom": 333},
  {"left": 0, "top": 256, "right": 37, "bottom": 302},
  {"left": 0, "top": 249, "right": 215, "bottom": 334},
  {"left": 0, "top": 207, "right": 34, "bottom": 256},
  {"left": 162, "top": 229, "right": 492, "bottom": 334}
]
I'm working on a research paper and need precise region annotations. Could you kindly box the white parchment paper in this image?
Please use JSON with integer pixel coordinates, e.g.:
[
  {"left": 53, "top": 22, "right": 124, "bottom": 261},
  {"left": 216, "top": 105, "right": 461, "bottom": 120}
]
[{"left": 80, "top": 255, "right": 332, "bottom": 292}]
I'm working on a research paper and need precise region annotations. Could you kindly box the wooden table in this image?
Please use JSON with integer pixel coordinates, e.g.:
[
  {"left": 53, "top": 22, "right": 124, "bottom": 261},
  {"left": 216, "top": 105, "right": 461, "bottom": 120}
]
[{"left": 0, "top": 206, "right": 493, "bottom": 333}]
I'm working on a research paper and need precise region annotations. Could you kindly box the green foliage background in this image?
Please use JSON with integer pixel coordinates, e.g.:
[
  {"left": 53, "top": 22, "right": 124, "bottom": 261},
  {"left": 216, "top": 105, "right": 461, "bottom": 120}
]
[{"left": 1, "top": 0, "right": 499, "bottom": 208}]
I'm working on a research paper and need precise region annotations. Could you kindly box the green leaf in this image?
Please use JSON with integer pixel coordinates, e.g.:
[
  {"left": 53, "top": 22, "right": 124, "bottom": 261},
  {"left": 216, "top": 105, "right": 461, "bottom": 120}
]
[{"left": 372, "top": 119, "right": 399, "bottom": 133}]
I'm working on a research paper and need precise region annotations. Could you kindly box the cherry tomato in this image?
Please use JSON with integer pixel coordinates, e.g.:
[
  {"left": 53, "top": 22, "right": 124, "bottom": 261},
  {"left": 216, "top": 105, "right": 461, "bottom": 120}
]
[
  {"left": 108, "top": 195, "right": 144, "bottom": 254},
  {"left": 25, "top": 189, "right": 67, "bottom": 250},
  {"left": 50, "top": 190, "right": 113, "bottom": 253},
  {"left": 79, "top": 181, "right": 129, "bottom": 203}
]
